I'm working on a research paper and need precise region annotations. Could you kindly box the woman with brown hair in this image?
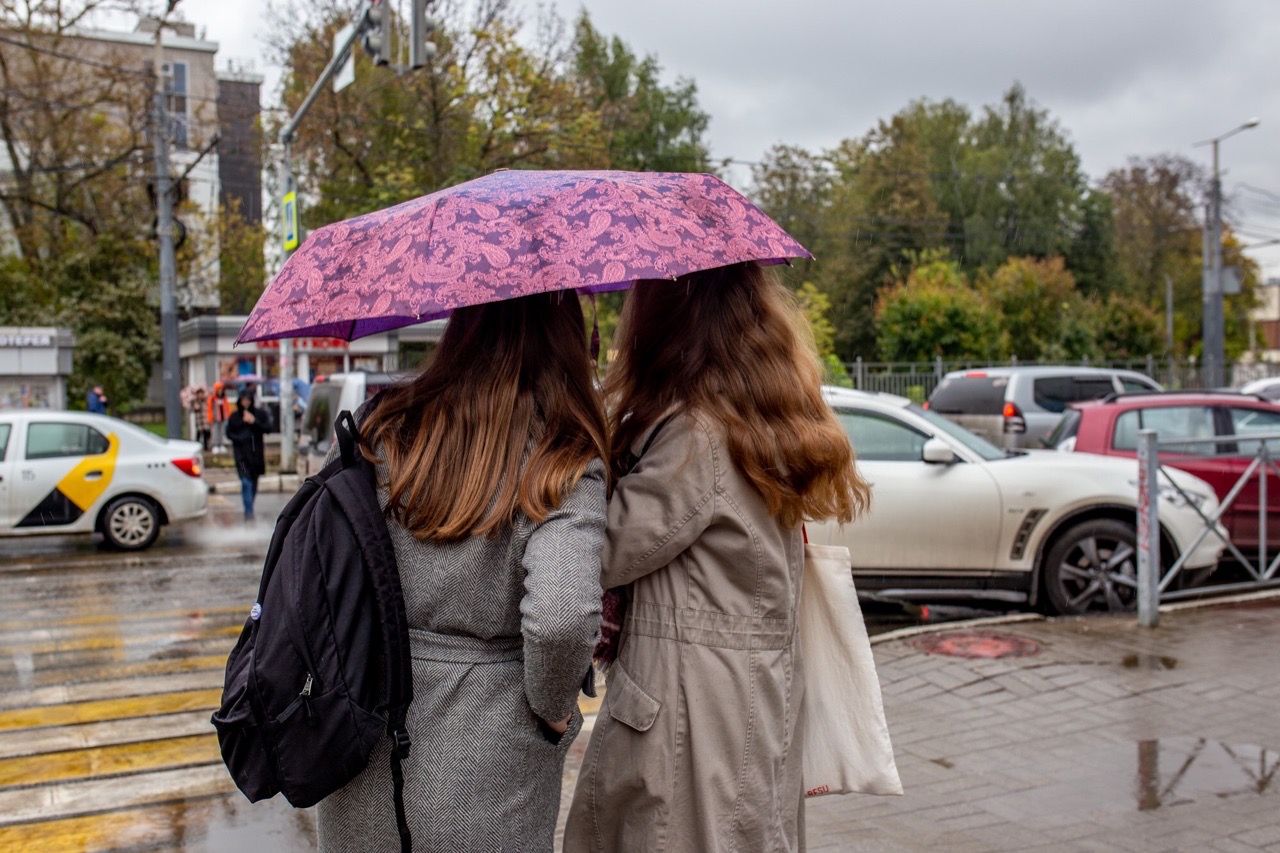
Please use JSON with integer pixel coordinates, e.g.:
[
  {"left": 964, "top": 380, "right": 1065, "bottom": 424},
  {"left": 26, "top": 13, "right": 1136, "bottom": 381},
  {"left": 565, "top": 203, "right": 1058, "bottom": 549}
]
[
  {"left": 316, "top": 292, "right": 608, "bottom": 852},
  {"left": 564, "top": 262, "right": 871, "bottom": 852}
]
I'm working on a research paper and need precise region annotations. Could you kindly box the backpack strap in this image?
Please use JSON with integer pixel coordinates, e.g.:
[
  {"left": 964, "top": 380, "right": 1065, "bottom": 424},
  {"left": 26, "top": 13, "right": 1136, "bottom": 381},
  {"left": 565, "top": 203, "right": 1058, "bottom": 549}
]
[
  {"left": 328, "top": 410, "right": 414, "bottom": 853},
  {"left": 335, "top": 410, "right": 358, "bottom": 469}
]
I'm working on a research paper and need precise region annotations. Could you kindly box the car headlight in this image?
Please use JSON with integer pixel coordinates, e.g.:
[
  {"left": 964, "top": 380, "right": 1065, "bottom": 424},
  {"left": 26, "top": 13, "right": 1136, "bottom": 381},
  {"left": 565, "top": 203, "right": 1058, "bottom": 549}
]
[{"left": 1130, "top": 480, "right": 1211, "bottom": 511}]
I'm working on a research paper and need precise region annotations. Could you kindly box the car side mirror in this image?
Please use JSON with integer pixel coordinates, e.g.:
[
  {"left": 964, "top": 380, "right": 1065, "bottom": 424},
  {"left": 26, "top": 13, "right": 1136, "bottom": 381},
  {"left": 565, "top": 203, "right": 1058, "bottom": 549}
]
[{"left": 922, "top": 438, "right": 957, "bottom": 465}]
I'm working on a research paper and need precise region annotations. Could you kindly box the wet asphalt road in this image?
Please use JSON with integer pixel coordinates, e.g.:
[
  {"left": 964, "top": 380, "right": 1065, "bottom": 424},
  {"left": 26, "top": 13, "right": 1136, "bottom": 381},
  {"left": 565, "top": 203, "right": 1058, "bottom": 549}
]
[
  {"left": 0, "top": 490, "right": 318, "bottom": 852},
  {"left": 0, "top": 488, "right": 926, "bottom": 851}
]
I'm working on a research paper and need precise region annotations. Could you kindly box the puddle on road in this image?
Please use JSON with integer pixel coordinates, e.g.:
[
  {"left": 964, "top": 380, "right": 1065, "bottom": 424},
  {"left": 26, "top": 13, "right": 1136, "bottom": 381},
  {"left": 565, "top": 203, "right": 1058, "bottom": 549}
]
[
  {"left": 1135, "top": 737, "right": 1277, "bottom": 811},
  {"left": 1121, "top": 653, "right": 1179, "bottom": 671},
  {"left": 982, "top": 737, "right": 1278, "bottom": 819}
]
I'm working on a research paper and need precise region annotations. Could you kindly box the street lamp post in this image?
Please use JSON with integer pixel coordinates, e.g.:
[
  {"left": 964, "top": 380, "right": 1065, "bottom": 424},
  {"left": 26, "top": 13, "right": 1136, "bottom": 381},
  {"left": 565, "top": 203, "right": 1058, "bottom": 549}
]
[{"left": 1196, "top": 118, "right": 1260, "bottom": 388}]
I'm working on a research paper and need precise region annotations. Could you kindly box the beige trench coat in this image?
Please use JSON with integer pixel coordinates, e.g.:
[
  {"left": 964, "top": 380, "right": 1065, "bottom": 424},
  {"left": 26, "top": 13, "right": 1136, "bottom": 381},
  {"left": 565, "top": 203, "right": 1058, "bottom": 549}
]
[{"left": 564, "top": 411, "right": 806, "bottom": 853}]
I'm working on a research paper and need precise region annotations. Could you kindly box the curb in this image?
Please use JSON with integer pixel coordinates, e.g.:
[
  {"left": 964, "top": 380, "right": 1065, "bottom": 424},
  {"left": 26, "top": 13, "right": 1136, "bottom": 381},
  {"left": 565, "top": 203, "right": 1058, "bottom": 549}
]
[
  {"left": 870, "top": 612, "right": 1046, "bottom": 645},
  {"left": 209, "top": 474, "right": 302, "bottom": 495},
  {"left": 867, "top": 588, "right": 1280, "bottom": 646}
]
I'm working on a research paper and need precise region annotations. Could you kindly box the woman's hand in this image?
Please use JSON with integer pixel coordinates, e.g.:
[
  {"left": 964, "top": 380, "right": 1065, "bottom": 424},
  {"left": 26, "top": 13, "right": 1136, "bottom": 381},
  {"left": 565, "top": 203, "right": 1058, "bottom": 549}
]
[
  {"left": 243, "top": 412, "right": 255, "bottom": 425},
  {"left": 545, "top": 714, "right": 572, "bottom": 735}
]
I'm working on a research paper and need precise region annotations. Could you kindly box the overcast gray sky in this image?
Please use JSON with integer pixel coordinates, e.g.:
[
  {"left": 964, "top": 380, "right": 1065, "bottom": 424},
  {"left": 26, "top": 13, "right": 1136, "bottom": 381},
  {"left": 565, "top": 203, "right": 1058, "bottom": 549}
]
[{"left": 175, "top": 0, "right": 1280, "bottom": 279}]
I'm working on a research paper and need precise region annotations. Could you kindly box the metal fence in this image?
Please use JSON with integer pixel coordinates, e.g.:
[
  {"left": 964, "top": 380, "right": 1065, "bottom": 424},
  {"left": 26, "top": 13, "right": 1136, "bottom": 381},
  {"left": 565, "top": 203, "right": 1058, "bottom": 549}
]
[
  {"left": 833, "top": 356, "right": 1280, "bottom": 403},
  {"left": 1137, "top": 431, "right": 1280, "bottom": 627}
]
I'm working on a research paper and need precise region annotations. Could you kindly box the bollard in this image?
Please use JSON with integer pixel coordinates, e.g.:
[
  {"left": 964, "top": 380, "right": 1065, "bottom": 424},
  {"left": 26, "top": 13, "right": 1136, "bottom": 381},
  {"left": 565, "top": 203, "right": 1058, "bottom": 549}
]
[{"left": 1136, "top": 429, "right": 1160, "bottom": 628}]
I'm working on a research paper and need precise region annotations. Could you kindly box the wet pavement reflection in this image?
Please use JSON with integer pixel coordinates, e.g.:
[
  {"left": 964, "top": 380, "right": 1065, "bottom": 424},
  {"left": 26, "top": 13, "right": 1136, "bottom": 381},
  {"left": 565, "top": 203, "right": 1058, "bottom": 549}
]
[
  {"left": 1135, "top": 737, "right": 1277, "bottom": 811},
  {"left": 0, "top": 490, "right": 319, "bottom": 852}
]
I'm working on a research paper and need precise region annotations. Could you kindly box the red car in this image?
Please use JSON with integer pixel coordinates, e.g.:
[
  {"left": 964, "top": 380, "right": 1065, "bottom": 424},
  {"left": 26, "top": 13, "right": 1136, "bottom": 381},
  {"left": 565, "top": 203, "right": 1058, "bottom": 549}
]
[{"left": 1049, "top": 391, "right": 1280, "bottom": 552}]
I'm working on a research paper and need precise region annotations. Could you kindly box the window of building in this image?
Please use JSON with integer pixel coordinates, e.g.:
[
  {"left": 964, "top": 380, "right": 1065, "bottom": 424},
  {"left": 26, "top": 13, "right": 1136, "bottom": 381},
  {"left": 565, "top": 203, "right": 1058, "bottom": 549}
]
[{"left": 166, "top": 61, "right": 189, "bottom": 150}]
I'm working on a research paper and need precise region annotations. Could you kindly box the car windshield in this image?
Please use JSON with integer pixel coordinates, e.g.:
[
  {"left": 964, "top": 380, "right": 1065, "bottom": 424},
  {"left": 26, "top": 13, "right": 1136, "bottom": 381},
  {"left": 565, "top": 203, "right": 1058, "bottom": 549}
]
[
  {"left": 1045, "top": 409, "right": 1082, "bottom": 448},
  {"left": 910, "top": 405, "right": 1006, "bottom": 461}
]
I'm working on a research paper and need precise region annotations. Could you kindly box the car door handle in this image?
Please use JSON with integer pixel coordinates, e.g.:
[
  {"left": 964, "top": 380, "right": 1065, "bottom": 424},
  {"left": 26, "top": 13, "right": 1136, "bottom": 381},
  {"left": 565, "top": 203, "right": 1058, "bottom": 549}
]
[{"left": 84, "top": 470, "right": 104, "bottom": 480}]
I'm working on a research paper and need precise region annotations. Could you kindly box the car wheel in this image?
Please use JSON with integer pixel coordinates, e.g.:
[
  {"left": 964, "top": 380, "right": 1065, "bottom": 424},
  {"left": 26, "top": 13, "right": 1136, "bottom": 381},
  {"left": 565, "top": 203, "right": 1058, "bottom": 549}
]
[
  {"left": 102, "top": 496, "right": 161, "bottom": 551},
  {"left": 1042, "top": 519, "right": 1140, "bottom": 615}
]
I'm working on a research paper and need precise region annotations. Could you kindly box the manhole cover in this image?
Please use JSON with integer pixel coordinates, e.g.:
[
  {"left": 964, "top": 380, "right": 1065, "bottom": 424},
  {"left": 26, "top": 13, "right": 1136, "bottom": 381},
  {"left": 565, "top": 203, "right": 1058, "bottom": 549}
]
[{"left": 910, "top": 631, "right": 1041, "bottom": 659}]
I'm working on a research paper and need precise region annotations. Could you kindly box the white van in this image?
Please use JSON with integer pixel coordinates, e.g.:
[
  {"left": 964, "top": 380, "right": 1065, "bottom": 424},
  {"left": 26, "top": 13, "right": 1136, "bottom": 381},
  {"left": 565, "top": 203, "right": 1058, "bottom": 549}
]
[{"left": 301, "top": 372, "right": 402, "bottom": 456}]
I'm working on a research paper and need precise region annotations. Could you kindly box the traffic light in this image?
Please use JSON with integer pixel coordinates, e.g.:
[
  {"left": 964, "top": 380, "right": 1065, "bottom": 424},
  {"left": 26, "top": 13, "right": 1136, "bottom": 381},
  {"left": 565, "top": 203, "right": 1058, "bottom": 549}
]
[
  {"left": 361, "top": 0, "right": 392, "bottom": 67},
  {"left": 410, "top": 0, "right": 439, "bottom": 68}
]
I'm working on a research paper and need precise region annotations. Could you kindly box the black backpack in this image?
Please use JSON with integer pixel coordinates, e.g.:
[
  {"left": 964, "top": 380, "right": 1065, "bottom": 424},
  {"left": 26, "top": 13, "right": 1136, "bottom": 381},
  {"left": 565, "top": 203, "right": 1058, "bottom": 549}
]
[{"left": 212, "top": 411, "right": 416, "bottom": 851}]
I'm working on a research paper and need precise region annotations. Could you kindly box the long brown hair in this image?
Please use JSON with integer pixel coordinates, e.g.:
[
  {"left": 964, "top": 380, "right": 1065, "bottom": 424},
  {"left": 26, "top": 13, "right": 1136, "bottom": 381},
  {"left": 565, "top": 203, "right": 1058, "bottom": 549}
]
[
  {"left": 360, "top": 292, "right": 608, "bottom": 541},
  {"left": 606, "top": 262, "right": 870, "bottom": 527}
]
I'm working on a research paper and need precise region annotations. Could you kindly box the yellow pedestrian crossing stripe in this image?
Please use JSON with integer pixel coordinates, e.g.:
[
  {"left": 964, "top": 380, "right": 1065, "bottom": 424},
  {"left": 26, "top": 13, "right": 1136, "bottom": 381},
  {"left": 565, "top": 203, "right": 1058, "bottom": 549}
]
[
  {"left": 0, "top": 604, "right": 248, "bottom": 633},
  {"left": 0, "top": 733, "right": 219, "bottom": 787},
  {"left": 0, "top": 689, "right": 223, "bottom": 731}
]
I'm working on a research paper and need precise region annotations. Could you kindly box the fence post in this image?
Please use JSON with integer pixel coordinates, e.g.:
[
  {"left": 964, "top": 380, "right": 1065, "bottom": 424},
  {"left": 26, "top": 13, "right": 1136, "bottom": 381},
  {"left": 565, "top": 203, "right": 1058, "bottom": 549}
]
[
  {"left": 1137, "top": 429, "right": 1160, "bottom": 628},
  {"left": 1146, "top": 354, "right": 1155, "bottom": 380},
  {"left": 935, "top": 356, "right": 943, "bottom": 382},
  {"left": 855, "top": 356, "right": 864, "bottom": 390}
]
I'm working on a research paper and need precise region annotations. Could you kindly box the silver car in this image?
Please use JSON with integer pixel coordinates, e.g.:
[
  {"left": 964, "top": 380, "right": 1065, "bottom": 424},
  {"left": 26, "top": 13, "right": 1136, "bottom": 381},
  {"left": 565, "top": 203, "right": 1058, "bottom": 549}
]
[{"left": 927, "top": 366, "right": 1162, "bottom": 449}]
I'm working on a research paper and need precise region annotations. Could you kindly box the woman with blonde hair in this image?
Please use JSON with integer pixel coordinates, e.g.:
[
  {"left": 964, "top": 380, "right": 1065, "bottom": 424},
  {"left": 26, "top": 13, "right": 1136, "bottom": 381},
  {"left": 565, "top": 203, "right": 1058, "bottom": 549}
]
[
  {"left": 564, "top": 261, "right": 871, "bottom": 852},
  {"left": 317, "top": 292, "right": 608, "bottom": 852}
]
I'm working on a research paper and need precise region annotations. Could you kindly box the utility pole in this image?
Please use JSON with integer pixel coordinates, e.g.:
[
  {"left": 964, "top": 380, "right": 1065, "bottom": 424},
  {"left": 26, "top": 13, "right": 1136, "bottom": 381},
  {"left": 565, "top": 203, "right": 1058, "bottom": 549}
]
[
  {"left": 153, "top": 15, "right": 182, "bottom": 439},
  {"left": 274, "top": 0, "right": 438, "bottom": 472},
  {"left": 1196, "top": 118, "right": 1260, "bottom": 389}
]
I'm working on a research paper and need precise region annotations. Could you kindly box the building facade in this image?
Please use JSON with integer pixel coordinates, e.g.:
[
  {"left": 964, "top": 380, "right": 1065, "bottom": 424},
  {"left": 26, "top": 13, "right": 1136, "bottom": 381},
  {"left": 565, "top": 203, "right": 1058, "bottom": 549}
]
[
  {"left": 0, "top": 328, "right": 76, "bottom": 409},
  {"left": 178, "top": 316, "right": 447, "bottom": 391}
]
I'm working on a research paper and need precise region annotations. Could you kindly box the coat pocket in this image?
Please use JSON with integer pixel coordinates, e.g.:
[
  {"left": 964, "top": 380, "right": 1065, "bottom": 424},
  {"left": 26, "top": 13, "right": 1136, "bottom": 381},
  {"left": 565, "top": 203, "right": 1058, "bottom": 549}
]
[{"left": 607, "top": 662, "right": 661, "bottom": 732}]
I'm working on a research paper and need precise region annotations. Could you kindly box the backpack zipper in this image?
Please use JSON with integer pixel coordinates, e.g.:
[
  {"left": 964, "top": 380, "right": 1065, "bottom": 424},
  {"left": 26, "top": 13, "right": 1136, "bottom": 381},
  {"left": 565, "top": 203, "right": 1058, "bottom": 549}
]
[
  {"left": 300, "top": 672, "right": 317, "bottom": 725},
  {"left": 277, "top": 671, "right": 318, "bottom": 725}
]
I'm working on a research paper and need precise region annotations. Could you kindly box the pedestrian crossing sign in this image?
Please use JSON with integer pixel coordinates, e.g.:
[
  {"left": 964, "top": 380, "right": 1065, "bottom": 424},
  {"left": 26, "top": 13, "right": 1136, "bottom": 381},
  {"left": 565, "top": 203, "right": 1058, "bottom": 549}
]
[{"left": 282, "top": 191, "right": 300, "bottom": 252}]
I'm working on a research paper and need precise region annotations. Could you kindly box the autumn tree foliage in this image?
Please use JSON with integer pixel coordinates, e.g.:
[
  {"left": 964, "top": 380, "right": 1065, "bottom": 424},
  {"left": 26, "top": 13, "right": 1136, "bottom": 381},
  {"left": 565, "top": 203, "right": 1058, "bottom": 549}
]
[{"left": 267, "top": 1, "right": 712, "bottom": 229}]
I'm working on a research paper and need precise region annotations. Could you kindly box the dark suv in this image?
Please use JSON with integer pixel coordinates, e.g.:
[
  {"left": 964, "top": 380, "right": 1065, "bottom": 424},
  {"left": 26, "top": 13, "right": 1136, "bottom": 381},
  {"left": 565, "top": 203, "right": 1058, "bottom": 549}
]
[{"left": 1049, "top": 391, "right": 1280, "bottom": 551}]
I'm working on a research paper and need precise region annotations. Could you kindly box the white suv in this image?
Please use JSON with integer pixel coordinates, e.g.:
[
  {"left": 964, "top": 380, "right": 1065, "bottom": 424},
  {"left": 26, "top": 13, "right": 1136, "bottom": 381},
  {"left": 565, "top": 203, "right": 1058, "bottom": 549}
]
[{"left": 813, "top": 388, "right": 1223, "bottom": 614}]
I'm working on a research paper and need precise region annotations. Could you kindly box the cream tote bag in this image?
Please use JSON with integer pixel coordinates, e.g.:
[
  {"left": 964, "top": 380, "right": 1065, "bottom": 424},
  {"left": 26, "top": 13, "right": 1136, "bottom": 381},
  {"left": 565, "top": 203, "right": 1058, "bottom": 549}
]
[{"left": 799, "top": 541, "right": 903, "bottom": 797}]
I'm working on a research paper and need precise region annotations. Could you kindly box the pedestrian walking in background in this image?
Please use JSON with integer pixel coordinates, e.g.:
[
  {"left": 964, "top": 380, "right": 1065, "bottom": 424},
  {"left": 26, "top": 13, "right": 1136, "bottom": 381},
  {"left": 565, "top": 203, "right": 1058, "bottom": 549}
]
[
  {"left": 564, "top": 261, "right": 872, "bottom": 853},
  {"left": 190, "top": 386, "right": 210, "bottom": 451},
  {"left": 316, "top": 292, "right": 608, "bottom": 852},
  {"left": 207, "top": 381, "right": 232, "bottom": 452},
  {"left": 226, "top": 391, "right": 269, "bottom": 520},
  {"left": 86, "top": 384, "right": 107, "bottom": 414}
]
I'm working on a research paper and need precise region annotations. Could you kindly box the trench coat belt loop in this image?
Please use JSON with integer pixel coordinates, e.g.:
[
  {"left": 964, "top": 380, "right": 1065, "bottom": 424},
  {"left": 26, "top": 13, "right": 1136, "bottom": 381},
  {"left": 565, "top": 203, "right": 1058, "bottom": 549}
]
[
  {"left": 408, "top": 628, "right": 524, "bottom": 664},
  {"left": 623, "top": 601, "right": 795, "bottom": 651}
]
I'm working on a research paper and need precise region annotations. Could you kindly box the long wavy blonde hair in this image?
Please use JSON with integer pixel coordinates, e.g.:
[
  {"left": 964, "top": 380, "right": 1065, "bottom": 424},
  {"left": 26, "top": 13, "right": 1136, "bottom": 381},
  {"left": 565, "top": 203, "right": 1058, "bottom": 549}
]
[
  {"left": 606, "top": 262, "right": 869, "bottom": 528},
  {"left": 360, "top": 293, "right": 608, "bottom": 541}
]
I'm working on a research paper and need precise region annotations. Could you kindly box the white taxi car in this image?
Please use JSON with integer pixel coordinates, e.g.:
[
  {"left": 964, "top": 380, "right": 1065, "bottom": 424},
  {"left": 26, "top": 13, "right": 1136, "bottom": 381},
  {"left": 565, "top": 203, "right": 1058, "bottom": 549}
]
[
  {"left": 0, "top": 411, "right": 208, "bottom": 550},
  {"left": 813, "top": 388, "right": 1225, "bottom": 615}
]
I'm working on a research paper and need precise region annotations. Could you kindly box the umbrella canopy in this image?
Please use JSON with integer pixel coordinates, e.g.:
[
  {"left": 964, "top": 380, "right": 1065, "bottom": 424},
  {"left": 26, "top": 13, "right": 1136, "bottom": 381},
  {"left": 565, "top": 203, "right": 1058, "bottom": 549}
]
[{"left": 237, "top": 170, "right": 809, "bottom": 344}]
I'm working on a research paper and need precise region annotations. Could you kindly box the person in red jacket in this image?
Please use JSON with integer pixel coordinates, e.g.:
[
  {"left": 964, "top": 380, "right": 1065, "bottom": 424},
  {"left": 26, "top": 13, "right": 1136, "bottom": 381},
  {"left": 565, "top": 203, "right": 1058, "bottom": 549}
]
[{"left": 207, "top": 381, "right": 232, "bottom": 452}]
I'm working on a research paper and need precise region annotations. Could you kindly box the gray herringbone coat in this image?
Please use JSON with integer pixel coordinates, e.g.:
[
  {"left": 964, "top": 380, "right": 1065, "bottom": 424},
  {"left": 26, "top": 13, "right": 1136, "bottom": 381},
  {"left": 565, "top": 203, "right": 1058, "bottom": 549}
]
[
  {"left": 316, "top": 432, "right": 606, "bottom": 852},
  {"left": 564, "top": 412, "right": 807, "bottom": 853}
]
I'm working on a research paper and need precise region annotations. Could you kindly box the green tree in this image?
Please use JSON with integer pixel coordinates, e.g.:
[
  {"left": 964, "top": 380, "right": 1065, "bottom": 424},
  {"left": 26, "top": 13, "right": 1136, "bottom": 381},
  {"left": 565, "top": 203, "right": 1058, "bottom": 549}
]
[
  {"left": 216, "top": 200, "right": 267, "bottom": 314},
  {"left": 269, "top": 1, "right": 711, "bottom": 230},
  {"left": 874, "top": 256, "right": 1005, "bottom": 361},
  {"left": 0, "top": 1, "right": 172, "bottom": 407},
  {"left": 815, "top": 113, "right": 950, "bottom": 357},
  {"left": 978, "top": 256, "right": 1094, "bottom": 360},
  {"left": 1099, "top": 155, "right": 1204, "bottom": 355},
  {"left": 570, "top": 11, "right": 711, "bottom": 172},
  {"left": 957, "top": 84, "right": 1087, "bottom": 269},
  {"left": 749, "top": 144, "right": 830, "bottom": 273},
  {"left": 1090, "top": 293, "right": 1163, "bottom": 359}
]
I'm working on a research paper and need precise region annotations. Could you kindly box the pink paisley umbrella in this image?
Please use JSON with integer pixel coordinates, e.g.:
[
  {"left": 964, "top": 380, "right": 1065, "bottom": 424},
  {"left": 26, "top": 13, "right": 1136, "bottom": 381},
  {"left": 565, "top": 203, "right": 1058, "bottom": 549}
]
[{"left": 237, "top": 169, "right": 810, "bottom": 344}]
